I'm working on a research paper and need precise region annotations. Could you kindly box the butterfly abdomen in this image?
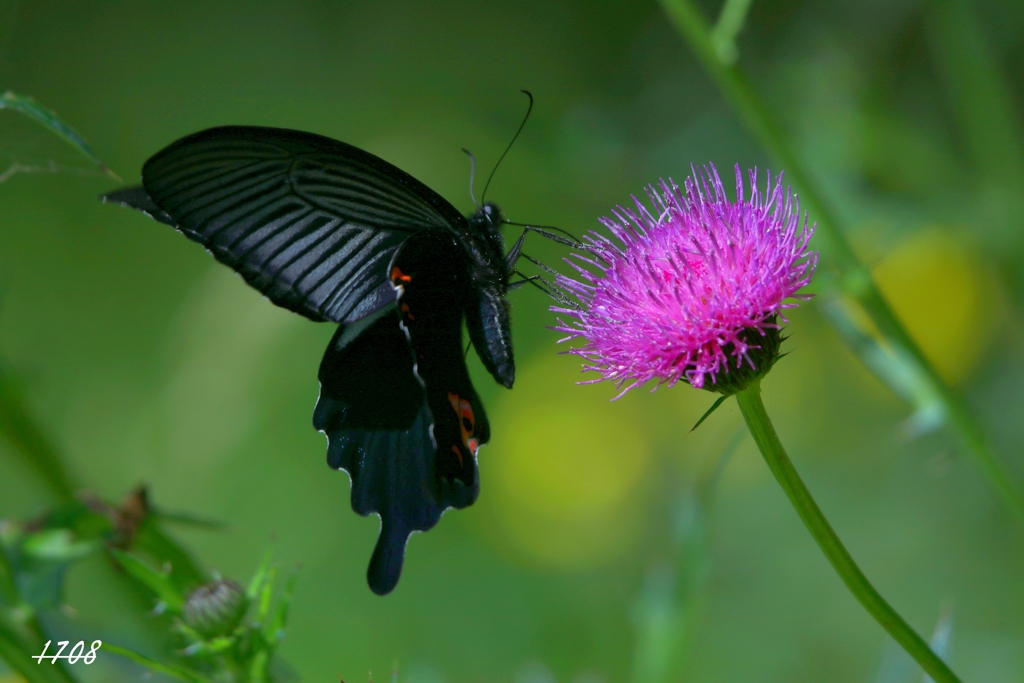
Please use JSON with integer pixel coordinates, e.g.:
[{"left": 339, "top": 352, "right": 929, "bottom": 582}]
[{"left": 464, "top": 202, "right": 515, "bottom": 388}]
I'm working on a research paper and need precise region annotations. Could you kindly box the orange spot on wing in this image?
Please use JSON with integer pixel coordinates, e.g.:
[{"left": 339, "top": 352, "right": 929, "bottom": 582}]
[
  {"left": 447, "top": 391, "right": 478, "bottom": 456},
  {"left": 390, "top": 266, "right": 412, "bottom": 284},
  {"left": 400, "top": 303, "right": 414, "bottom": 320}
]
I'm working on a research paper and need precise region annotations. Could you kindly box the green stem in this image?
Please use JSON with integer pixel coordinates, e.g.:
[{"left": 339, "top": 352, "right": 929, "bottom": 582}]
[
  {"left": 735, "top": 382, "right": 961, "bottom": 683},
  {"left": 656, "top": 0, "right": 1024, "bottom": 529},
  {"left": 709, "top": 0, "right": 754, "bottom": 64}
]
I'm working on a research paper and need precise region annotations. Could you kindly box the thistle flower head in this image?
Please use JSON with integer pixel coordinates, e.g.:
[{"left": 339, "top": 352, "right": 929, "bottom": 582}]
[{"left": 553, "top": 164, "right": 817, "bottom": 396}]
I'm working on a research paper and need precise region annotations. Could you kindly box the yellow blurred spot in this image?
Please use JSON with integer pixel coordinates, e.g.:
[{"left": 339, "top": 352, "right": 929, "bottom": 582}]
[
  {"left": 482, "top": 354, "right": 651, "bottom": 569},
  {"left": 872, "top": 230, "right": 1003, "bottom": 384},
  {"left": 0, "top": 674, "right": 27, "bottom": 683}
]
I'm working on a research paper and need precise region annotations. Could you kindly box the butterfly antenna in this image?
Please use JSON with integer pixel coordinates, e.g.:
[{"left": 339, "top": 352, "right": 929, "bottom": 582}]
[
  {"left": 507, "top": 271, "right": 541, "bottom": 291},
  {"left": 481, "top": 89, "right": 533, "bottom": 204},
  {"left": 462, "top": 148, "right": 480, "bottom": 208}
]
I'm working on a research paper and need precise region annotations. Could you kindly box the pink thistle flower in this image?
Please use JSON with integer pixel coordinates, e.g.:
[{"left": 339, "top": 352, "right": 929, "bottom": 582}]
[{"left": 553, "top": 164, "right": 817, "bottom": 396}]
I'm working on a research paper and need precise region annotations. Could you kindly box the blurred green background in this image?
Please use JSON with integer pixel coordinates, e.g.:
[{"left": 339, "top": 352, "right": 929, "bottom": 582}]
[{"left": 1, "top": 0, "right": 1023, "bottom": 681}]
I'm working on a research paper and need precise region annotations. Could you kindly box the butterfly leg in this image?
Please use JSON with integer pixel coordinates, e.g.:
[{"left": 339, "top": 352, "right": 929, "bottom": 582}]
[
  {"left": 504, "top": 228, "right": 528, "bottom": 273},
  {"left": 507, "top": 272, "right": 541, "bottom": 291}
]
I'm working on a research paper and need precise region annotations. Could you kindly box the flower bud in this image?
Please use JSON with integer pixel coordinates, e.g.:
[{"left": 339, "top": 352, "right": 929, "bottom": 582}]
[{"left": 182, "top": 579, "right": 247, "bottom": 638}]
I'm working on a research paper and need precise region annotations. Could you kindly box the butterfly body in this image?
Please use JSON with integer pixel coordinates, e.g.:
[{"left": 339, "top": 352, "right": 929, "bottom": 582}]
[
  {"left": 464, "top": 203, "right": 515, "bottom": 389},
  {"left": 103, "top": 126, "right": 517, "bottom": 594}
]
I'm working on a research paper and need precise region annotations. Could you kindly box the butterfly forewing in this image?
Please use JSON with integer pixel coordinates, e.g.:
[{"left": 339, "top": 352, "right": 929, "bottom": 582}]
[{"left": 137, "top": 126, "right": 471, "bottom": 323}]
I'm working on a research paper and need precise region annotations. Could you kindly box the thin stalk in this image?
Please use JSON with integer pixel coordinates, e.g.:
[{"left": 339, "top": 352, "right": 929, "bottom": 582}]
[
  {"left": 656, "top": 0, "right": 1024, "bottom": 527},
  {"left": 735, "top": 382, "right": 960, "bottom": 683}
]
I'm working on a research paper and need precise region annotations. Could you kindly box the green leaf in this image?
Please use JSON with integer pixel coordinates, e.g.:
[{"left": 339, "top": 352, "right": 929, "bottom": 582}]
[
  {"left": 103, "top": 642, "right": 211, "bottom": 683},
  {"left": 108, "top": 549, "right": 184, "bottom": 613},
  {"left": 0, "top": 91, "right": 118, "bottom": 180},
  {"left": 256, "top": 566, "right": 277, "bottom": 625},
  {"left": 264, "top": 569, "right": 299, "bottom": 644},
  {"left": 21, "top": 530, "right": 99, "bottom": 563},
  {"left": 689, "top": 395, "right": 728, "bottom": 433},
  {"left": 248, "top": 648, "right": 270, "bottom": 683},
  {"left": 246, "top": 551, "right": 273, "bottom": 602}
]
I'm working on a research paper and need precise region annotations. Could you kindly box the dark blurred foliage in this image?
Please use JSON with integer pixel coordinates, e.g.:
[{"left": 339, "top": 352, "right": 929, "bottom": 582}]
[{"left": 0, "top": 0, "right": 1023, "bottom": 681}]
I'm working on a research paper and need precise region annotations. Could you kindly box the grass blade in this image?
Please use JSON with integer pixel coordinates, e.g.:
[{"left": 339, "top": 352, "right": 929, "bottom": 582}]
[
  {"left": 103, "top": 643, "right": 210, "bottom": 683},
  {"left": 0, "top": 91, "right": 118, "bottom": 180}
]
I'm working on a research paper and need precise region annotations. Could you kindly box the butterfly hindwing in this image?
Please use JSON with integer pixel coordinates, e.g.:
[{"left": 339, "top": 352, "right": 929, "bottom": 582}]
[
  {"left": 313, "top": 230, "right": 488, "bottom": 594},
  {"left": 313, "top": 308, "right": 447, "bottom": 595},
  {"left": 106, "top": 126, "right": 472, "bottom": 324},
  {"left": 393, "top": 231, "right": 490, "bottom": 481}
]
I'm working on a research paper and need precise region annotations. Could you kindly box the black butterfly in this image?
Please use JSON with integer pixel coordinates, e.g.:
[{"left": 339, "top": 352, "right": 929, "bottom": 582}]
[{"left": 102, "top": 124, "right": 531, "bottom": 595}]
